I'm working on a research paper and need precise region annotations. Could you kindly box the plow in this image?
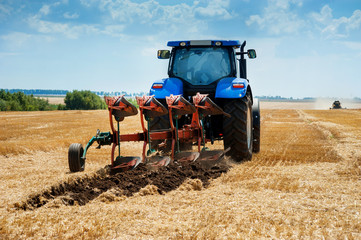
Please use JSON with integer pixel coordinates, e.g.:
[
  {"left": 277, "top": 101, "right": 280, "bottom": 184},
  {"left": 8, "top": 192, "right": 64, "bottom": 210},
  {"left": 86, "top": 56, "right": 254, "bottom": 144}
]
[
  {"left": 68, "top": 39, "right": 260, "bottom": 172},
  {"left": 69, "top": 93, "right": 231, "bottom": 172}
]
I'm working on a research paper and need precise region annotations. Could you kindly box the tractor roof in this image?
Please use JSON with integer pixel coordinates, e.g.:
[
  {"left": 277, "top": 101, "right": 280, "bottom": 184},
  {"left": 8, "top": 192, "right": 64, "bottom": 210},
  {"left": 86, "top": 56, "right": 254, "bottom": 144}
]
[{"left": 167, "top": 40, "right": 241, "bottom": 48}]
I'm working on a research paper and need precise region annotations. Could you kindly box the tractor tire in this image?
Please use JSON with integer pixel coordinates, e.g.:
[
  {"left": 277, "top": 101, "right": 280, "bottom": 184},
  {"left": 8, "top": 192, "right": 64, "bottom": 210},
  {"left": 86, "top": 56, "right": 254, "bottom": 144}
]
[
  {"left": 149, "top": 115, "right": 171, "bottom": 152},
  {"left": 223, "top": 97, "right": 253, "bottom": 161},
  {"left": 252, "top": 98, "right": 260, "bottom": 153},
  {"left": 68, "top": 143, "right": 85, "bottom": 172},
  {"left": 149, "top": 115, "right": 193, "bottom": 152},
  {"left": 180, "top": 142, "right": 193, "bottom": 151}
]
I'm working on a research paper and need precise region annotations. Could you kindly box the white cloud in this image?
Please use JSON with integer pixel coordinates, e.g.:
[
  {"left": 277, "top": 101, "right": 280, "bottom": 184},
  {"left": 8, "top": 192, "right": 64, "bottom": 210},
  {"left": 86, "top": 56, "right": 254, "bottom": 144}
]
[
  {"left": 63, "top": 12, "right": 79, "bottom": 19},
  {"left": 195, "top": 0, "right": 233, "bottom": 19},
  {"left": 310, "top": 5, "right": 332, "bottom": 25},
  {"left": 99, "top": 0, "right": 196, "bottom": 24},
  {"left": 97, "top": 0, "right": 208, "bottom": 36},
  {"left": 38, "top": 1, "right": 69, "bottom": 17},
  {"left": 27, "top": 15, "right": 127, "bottom": 39},
  {"left": 102, "top": 25, "right": 125, "bottom": 37},
  {"left": 247, "top": 1, "right": 361, "bottom": 40},
  {"left": 91, "top": 0, "right": 237, "bottom": 38},
  {"left": 27, "top": 15, "right": 100, "bottom": 39},
  {"left": 311, "top": 6, "right": 361, "bottom": 39},
  {"left": 246, "top": 0, "right": 305, "bottom": 35},
  {"left": 338, "top": 40, "right": 361, "bottom": 58},
  {"left": 347, "top": 10, "right": 361, "bottom": 31},
  {"left": 0, "top": 3, "right": 12, "bottom": 19},
  {"left": 1, "top": 32, "right": 32, "bottom": 48},
  {"left": 39, "top": 5, "right": 50, "bottom": 16},
  {"left": 273, "top": 0, "right": 302, "bottom": 9},
  {"left": 54, "top": 0, "right": 234, "bottom": 39},
  {"left": 80, "top": 0, "right": 98, "bottom": 7}
]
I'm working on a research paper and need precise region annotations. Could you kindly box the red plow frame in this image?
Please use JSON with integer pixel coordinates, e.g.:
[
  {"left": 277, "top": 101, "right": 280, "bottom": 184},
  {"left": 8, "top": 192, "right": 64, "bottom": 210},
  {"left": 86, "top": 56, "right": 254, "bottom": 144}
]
[{"left": 69, "top": 93, "right": 230, "bottom": 172}]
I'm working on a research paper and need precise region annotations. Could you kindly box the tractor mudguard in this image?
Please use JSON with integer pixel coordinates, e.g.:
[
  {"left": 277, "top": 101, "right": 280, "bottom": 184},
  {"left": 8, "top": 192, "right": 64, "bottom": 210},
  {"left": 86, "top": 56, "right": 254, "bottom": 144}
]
[
  {"left": 149, "top": 78, "right": 183, "bottom": 99},
  {"left": 215, "top": 77, "right": 249, "bottom": 99}
]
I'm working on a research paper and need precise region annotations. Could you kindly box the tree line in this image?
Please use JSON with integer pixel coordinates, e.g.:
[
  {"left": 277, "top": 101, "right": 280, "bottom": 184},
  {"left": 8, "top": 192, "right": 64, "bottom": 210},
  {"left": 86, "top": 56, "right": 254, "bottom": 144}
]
[
  {"left": 64, "top": 90, "right": 106, "bottom": 110},
  {"left": 0, "top": 90, "right": 57, "bottom": 111},
  {"left": 0, "top": 89, "right": 106, "bottom": 111},
  {"left": 2, "top": 88, "right": 147, "bottom": 97}
]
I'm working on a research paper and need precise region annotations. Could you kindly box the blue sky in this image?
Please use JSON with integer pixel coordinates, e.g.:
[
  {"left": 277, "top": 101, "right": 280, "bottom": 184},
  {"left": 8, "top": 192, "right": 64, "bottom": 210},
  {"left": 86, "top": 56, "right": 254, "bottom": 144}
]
[{"left": 0, "top": 0, "right": 361, "bottom": 98}]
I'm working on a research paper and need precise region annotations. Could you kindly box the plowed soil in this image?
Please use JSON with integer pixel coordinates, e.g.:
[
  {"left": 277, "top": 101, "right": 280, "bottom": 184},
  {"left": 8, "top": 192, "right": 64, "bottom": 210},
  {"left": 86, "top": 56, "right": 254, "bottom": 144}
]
[{"left": 16, "top": 161, "right": 229, "bottom": 210}]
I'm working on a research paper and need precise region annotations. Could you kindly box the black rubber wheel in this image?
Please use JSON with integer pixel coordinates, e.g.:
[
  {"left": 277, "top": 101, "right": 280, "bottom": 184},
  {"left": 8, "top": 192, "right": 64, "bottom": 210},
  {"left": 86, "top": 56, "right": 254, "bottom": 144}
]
[
  {"left": 223, "top": 97, "right": 253, "bottom": 161},
  {"left": 149, "top": 115, "right": 172, "bottom": 152},
  {"left": 149, "top": 115, "right": 193, "bottom": 152},
  {"left": 180, "top": 142, "right": 193, "bottom": 151},
  {"left": 68, "top": 143, "right": 85, "bottom": 172},
  {"left": 252, "top": 98, "right": 260, "bottom": 153}
]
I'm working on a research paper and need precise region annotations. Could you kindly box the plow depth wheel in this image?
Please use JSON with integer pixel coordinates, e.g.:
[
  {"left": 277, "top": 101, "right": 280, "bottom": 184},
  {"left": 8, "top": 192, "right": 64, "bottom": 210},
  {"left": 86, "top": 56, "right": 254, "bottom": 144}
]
[
  {"left": 68, "top": 143, "right": 85, "bottom": 172},
  {"left": 223, "top": 97, "right": 253, "bottom": 161}
]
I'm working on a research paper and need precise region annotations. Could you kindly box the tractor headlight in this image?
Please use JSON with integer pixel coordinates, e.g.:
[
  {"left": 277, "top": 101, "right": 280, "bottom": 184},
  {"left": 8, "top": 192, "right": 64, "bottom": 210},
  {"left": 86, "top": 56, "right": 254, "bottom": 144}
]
[
  {"left": 215, "top": 41, "right": 222, "bottom": 46},
  {"left": 179, "top": 42, "right": 186, "bottom": 47}
]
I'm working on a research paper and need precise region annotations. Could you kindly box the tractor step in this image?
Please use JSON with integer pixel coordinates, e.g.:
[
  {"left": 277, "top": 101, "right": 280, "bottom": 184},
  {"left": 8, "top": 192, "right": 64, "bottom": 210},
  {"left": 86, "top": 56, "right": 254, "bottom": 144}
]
[{"left": 112, "top": 156, "right": 142, "bottom": 171}]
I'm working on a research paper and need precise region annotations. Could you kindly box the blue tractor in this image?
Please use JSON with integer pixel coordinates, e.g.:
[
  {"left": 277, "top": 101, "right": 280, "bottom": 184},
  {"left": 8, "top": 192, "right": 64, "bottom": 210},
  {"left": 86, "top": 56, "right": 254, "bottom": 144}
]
[
  {"left": 149, "top": 40, "right": 260, "bottom": 160},
  {"left": 67, "top": 40, "right": 260, "bottom": 173}
]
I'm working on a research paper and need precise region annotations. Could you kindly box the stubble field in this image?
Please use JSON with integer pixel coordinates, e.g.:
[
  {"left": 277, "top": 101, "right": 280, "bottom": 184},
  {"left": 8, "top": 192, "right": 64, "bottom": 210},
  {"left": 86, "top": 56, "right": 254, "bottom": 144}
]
[{"left": 0, "top": 101, "right": 360, "bottom": 239}]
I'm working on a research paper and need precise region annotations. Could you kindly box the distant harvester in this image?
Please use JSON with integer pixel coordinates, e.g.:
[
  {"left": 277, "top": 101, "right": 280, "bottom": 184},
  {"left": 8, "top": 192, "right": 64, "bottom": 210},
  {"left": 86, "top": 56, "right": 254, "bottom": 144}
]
[{"left": 330, "top": 100, "right": 345, "bottom": 109}]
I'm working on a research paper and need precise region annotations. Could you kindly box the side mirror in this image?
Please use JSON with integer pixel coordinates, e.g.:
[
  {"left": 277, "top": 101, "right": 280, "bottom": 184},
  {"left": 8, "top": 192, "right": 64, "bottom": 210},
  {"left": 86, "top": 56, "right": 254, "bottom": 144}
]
[
  {"left": 247, "top": 49, "right": 257, "bottom": 59},
  {"left": 157, "top": 50, "right": 170, "bottom": 59}
]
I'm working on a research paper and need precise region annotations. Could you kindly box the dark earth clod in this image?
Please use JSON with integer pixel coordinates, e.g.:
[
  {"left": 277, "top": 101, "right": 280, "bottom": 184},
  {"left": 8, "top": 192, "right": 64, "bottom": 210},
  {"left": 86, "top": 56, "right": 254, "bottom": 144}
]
[{"left": 15, "top": 161, "right": 230, "bottom": 210}]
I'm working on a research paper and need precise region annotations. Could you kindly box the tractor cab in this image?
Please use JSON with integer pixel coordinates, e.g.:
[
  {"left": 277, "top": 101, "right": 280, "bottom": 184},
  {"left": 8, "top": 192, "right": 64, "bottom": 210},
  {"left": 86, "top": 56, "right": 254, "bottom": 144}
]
[{"left": 157, "top": 40, "right": 256, "bottom": 98}]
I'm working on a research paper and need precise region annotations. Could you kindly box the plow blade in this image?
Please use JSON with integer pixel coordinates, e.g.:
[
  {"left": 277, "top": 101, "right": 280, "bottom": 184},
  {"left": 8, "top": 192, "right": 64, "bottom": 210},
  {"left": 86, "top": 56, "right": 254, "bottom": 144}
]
[
  {"left": 112, "top": 156, "right": 142, "bottom": 171},
  {"left": 174, "top": 152, "right": 200, "bottom": 162},
  {"left": 105, "top": 96, "right": 138, "bottom": 120},
  {"left": 137, "top": 96, "right": 168, "bottom": 118},
  {"left": 193, "top": 93, "right": 231, "bottom": 117},
  {"left": 146, "top": 155, "right": 172, "bottom": 168},
  {"left": 196, "top": 150, "right": 226, "bottom": 168},
  {"left": 174, "top": 149, "right": 228, "bottom": 168},
  {"left": 197, "top": 147, "right": 230, "bottom": 167},
  {"left": 166, "top": 95, "right": 196, "bottom": 117},
  {"left": 199, "top": 150, "right": 225, "bottom": 160}
]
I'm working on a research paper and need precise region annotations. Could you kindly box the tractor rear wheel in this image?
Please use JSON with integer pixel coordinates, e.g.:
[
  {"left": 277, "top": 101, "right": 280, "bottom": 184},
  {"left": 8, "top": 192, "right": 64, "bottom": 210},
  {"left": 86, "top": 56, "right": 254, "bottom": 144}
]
[
  {"left": 149, "top": 115, "right": 172, "bottom": 152},
  {"left": 223, "top": 97, "right": 253, "bottom": 161},
  {"left": 149, "top": 115, "right": 193, "bottom": 152},
  {"left": 252, "top": 98, "right": 260, "bottom": 153},
  {"left": 68, "top": 143, "right": 85, "bottom": 172}
]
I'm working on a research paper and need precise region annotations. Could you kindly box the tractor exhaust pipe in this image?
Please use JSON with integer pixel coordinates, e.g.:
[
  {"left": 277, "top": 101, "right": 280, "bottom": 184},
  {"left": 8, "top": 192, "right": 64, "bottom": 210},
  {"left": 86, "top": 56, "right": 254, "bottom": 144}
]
[{"left": 240, "top": 40, "right": 247, "bottom": 79}]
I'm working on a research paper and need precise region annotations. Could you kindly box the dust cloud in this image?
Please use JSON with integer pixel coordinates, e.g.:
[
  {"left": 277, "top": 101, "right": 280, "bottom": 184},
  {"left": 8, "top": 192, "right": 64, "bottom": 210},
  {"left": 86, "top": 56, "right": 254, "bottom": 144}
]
[{"left": 314, "top": 98, "right": 361, "bottom": 110}]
